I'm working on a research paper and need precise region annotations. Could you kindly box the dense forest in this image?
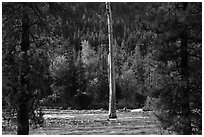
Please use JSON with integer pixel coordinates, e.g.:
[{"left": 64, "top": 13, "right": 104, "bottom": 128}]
[{"left": 2, "top": 2, "right": 202, "bottom": 135}]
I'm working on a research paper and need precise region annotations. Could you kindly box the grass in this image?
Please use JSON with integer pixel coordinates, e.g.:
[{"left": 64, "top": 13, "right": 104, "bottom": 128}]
[{"left": 2, "top": 109, "right": 172, "bottom": 135}]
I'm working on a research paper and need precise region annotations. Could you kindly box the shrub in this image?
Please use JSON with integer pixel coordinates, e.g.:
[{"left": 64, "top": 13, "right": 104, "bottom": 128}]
[{"left": 73, "top": 93, "right": 93, "bottom": 109}]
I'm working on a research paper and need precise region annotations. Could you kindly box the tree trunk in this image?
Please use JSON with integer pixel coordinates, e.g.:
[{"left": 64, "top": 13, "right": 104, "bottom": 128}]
[
  {"left": 180, "top": 30, "right": 192, "bottom": 135},
  {"left": 17, "top": 103, "right": 29, "bottom": 135},
  {"left": 106, "top": 2, "right": 117, "bottom": 119},
  {"left": 179, "top": 3, "right": 192, "bottom": 135},
  {"left": 17, "top": 10, "right": 30, "bottom": 135}
]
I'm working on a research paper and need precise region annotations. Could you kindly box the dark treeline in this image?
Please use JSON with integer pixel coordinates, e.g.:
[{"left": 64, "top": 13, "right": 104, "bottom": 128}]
[{"left": 2, "top": 2, "right": 201, "bottom": 135}]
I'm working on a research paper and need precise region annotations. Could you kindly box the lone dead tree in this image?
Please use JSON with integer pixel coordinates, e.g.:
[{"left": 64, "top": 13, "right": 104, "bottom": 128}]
[{"left": 106, "top": 2, "right": 117, "bottom": 119}]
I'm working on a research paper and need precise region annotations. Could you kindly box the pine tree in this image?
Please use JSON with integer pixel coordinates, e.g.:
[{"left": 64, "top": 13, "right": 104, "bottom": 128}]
[
  {"left": 149, "top": 2, "right": 202, "bottom": 134},
  {"left": 3, "top": 3, "right": 52, "bottom": 134}
]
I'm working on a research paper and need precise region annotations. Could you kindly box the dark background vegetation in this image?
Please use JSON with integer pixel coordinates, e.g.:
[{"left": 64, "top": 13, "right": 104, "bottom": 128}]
[{"left": 2, "top": 2, "right": 201, "bottom": 135}]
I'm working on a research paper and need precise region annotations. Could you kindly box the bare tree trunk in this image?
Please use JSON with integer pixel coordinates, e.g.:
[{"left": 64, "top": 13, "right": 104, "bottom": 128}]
[{"left": 106, "top": 2, "right": 117, "bottom": 119}]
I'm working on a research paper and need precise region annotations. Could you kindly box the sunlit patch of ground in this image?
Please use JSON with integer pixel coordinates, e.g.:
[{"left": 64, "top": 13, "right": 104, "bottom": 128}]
[{"left": 2, "top": 109, "right": 173, "bottom": 135}]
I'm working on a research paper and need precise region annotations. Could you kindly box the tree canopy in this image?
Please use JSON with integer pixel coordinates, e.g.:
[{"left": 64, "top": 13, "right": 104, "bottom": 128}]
[{"left": 2, "top": 2, "right": 202, "bottom": 135}]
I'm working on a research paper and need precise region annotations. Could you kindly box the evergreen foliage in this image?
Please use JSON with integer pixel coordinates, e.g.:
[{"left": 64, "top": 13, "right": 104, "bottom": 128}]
[{"left": 2, "top": 2, "right": 201, "bottom": 135}]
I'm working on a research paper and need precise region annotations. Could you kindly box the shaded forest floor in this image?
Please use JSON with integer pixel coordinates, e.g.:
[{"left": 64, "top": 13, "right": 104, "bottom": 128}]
[{"left": 3, "top": 109, "right": 173, "bottom": 135}]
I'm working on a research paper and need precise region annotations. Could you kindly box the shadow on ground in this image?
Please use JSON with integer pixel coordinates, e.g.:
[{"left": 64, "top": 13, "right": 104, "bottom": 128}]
[{"left": 3, "top": 110, "right": 173, "bottom": 135}]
